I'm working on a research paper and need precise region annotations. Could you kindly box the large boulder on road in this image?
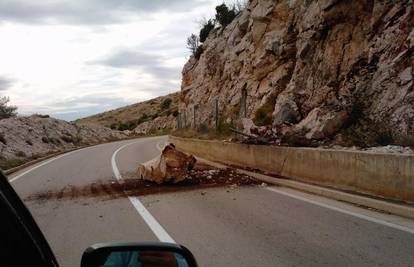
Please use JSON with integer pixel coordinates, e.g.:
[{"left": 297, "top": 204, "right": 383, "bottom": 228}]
[{"left": 137, "top": 144, "right": 196, "bottom": 184}]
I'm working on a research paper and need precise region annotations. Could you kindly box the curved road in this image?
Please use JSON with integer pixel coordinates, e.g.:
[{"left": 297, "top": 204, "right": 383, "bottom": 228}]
[{"left": 8, "top": 136, "right": 414, "bottom": 267}]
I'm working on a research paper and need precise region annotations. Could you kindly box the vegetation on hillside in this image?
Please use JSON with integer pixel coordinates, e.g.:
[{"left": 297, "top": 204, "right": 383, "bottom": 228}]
[
  {"left": 0, "top": 96, "right": 17, "bottom": 120},
  {"left": 199, "top": 19, "right": 215, "bottom": 43},
  {"left": 186, "top": 1, "right": 246, "bottom": 59},
  {"left": 76, "top": 92, "right": 179, "bottom": 131}
]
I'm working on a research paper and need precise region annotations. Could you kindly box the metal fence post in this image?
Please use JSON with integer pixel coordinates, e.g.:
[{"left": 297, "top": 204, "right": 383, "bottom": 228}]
[
  {"left": 183, "top": 110, "right": 186, "bottom": 128},
  {"left": 193, "top": 105, "right": 196, "bottom": 129},
  {"left": 176, "top": 113, "right": 179, "bottom": 129},
  {"left": 215, "top": 99, "right": 219, "bottom": 130},
  {"left": 240, "top": 84, "right": 247, "bottom": 118}
]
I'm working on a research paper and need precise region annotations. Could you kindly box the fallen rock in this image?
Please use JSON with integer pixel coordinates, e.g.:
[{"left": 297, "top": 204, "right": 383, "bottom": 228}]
[
  {"left": 137, "top": 144, "right": 196, "bottom": 184},
  {"left": 272, "top": 94, "right": 301, "bottom": 125},
  {"left": 241, "top": 118, "right": 257, "bottom": 136},
  {"left": 294, "top": 108, "right": 348, "bottom": 140}
]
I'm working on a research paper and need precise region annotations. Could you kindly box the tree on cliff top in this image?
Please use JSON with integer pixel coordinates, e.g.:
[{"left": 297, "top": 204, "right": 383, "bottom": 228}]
[
  {"left": 199, "top": 19, "right": 215, "bottom": 42},
  {"left": 186, "top": 34, "right": 200, "bottom": 55},
  {"left": 0, "top": 96, "right": 17, "bottom": 120},
  {"left": 215, "top": 3, "right": 236, "bottom": 28}
]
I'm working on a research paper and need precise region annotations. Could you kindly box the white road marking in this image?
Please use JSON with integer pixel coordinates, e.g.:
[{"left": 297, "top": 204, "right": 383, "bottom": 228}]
[
  {"left": 111, "top": 139, "right": 175, "bottom": 243},
  {"left": 266, "top": 187, "right": 414, "bottom": 234},
  {"left": 156, "top": 141, "right": 166, "bottom": 152},
  {"left": 9, "top": 149, "right": 81, "bottom": 183}
]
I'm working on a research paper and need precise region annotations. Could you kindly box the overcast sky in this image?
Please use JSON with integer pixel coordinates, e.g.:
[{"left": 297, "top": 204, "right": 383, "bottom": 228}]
[{"left": 0, "top": 0, "right": 229, "bottom": 120}]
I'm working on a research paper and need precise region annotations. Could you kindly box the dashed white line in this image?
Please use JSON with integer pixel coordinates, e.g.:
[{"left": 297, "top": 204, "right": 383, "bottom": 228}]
[
  {"left": 111, "top": 139, "right": 175, "bottom": 243},
  {"left": 266, "top": 187, "right": 414, "bottom": 235},
  {"left": 9, "top": 149, "right": 81, "bottom": 183}
]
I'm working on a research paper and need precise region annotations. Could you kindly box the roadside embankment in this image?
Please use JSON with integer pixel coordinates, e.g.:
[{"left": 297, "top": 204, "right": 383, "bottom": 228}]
[
  {"left": 0, "top": 115, "right": 127, "bottom": 170},
  {"left": 169, "top": 136, "right": 414, "bottom": 204}
]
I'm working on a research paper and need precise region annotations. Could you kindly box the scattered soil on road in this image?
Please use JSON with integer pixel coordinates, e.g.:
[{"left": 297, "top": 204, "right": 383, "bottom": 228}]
[{"left": 25, "top": 163, "right": 260, "bottom": 203}]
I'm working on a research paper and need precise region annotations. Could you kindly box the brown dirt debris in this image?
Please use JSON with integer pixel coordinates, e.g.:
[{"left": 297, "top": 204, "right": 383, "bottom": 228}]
[{"left": 25, "top": 163, "right": 259, "bottom": 203}]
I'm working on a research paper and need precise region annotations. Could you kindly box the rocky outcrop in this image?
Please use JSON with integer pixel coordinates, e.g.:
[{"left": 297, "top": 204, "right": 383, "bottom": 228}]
[
  {"left": 0, "top": 115, "right": 126, "bottom": 167},
  {"left": 134, "top": 115, "right": 176, "bottom": 135},
  {"left": 180, "top": 0, "right": 414, "bottom": 147}
]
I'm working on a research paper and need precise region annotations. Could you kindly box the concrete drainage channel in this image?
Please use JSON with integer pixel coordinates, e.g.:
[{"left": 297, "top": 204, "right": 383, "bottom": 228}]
[{"left": 169, "top": 136, "right": 414, "bottom": 220}]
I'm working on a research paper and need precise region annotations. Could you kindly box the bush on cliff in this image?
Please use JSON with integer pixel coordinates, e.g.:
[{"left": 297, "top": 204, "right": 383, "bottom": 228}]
[
  {"left": 215, "top": 3, "right": 236, "bottom": 28},
  {"left": 0, "top": 96, "right": 17, "bottom": 120},
  {"left": 160, "top": 98, "right": 172, "bottom": 110},
  {"left": 199, "top": 19, "right": 215, "bottom": 42}
]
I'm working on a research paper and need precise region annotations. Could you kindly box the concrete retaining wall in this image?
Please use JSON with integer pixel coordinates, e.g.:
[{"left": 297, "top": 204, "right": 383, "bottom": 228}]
[{"left": 169, "top": 136, "right": 414, "bottom": 203}]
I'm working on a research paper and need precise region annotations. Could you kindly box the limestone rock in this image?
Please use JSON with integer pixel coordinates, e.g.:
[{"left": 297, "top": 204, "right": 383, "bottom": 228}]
[
  {"left": 0, "top": 115, "right": 127, "bottom": 166},
  {"left": 272, "top": 94, "right": 301, "bottom": 125},
  {"left": 294, "top": 108, "right": 348, "bottom": 140},
  {"left": 137, "top": 144, "right": 196, "bottom": 184},
  {"left": 179, "top": 0, "right": 414, "bottom": 147},
  {"left": 241, "top": 118, "right": 257, "bottom": 136}
]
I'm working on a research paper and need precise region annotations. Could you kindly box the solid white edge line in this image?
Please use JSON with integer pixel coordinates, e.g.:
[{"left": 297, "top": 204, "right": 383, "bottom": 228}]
[
  {"left": 111, "top": 139, "right": 175, "bottom": 243},
  {"left": 266, "top": 187, "right": 414, "bottom": 235},
  {"left": 9, "top": 149, "right": 81, "bottom": 183}
]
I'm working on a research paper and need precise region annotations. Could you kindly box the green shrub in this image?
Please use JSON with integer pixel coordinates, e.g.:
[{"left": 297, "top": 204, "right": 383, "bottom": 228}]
[
  {"left": 199, "top": 19, "right": 215, "bottom": 42},
  {"left": 50, "top": 137, "right": 61, "bottom": 145},
  {"left": 61, "top": 135, "right": 73, "bottom": 143},
  {"left": 117, "top": 122, "right": 130, "bottom": 131},
  {"left": 253, "top": 96, "right": 276, "bottom": 126},
  {"left": 137, "top": 113, "right": 149, "bottom": 124},
  {"left": 217, "top": 119, "right": 233, "bottom": 135},
  {"left": 215, "top": 3, "right": 237, "bottom": 28},
  {"left": 34, "top": 113, "right": 50, "bottom": 118},
  {"left": 160, "top": 98, "right": 172, "bottom": 110},
  {"left": 195, "top": 45, "right": 204, "bottom": 60},
  {"left": 254, "top": 107, "right": 273, "bottom": 126},
  {"left": 15, "top": 151, "right": 26, "bottom": 158},
  {"left": 0, "top": 133, "right": 6, "bottom": 144},
  {"left": 198, "top": 123, "right": 209, "bottom": 134},
  {"left": 0, "top": 158, "right": 25, "bottom": 170},
  {"left": 0, "top": 96, "right": 17, "bottom": 120},
  {"left": 110, "top": 123, "right": 118, "bottom": 130}
]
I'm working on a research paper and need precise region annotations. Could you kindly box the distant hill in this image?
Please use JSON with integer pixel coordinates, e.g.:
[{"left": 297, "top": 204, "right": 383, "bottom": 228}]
[
  {"left": 0, "top": 115, "right": 127, "bottom": 169},
  {"left": 75, "top": 92, "right": 179, "bottom": 132}
]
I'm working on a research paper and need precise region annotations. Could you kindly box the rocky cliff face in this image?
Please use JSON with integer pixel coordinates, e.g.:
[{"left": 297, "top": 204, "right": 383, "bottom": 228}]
[
  {"left": 0, "top": 115, "right": 126, "bottom": 168},
  {"left": 180, "top": 0, "right": 414, "bottom": 147}
]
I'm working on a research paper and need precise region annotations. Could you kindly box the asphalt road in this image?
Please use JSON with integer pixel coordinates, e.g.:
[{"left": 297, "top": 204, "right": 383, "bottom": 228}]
[{"left": 8, "top": 136, "right": 414, "bottom": 267}]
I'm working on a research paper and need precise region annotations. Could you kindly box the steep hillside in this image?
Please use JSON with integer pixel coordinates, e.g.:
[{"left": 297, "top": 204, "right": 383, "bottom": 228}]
[
  {"left": 180, "top": 0, "right": 414, "bottom": 147},
  {"left": 0, "top": 115, "right": 126, "bottom": 169},
  {"left": 76, "top": 92, "right": 179, "bottom": 132}
]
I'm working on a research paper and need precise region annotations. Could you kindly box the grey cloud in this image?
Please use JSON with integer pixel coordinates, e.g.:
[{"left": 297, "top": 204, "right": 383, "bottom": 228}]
[
  {"left": 49, "top": 94, "right": 133, "bottom": 121},
  {"left": 0, "top": 0, "right": 208, "bottom": 25},
  {"left": 61, "top": 95, "right": 128, "bottom": 106},
  {"left": 0, "top": 77, "right": 14, "bottom": 91},
  {"left": 90, "top": 49, "right": 181, "bottom": 81}
]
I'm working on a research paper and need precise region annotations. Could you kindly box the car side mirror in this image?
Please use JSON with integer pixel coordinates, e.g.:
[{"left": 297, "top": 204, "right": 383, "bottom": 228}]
[{"left": 81, "top": 242, "right": 198, "bottom": 267}]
